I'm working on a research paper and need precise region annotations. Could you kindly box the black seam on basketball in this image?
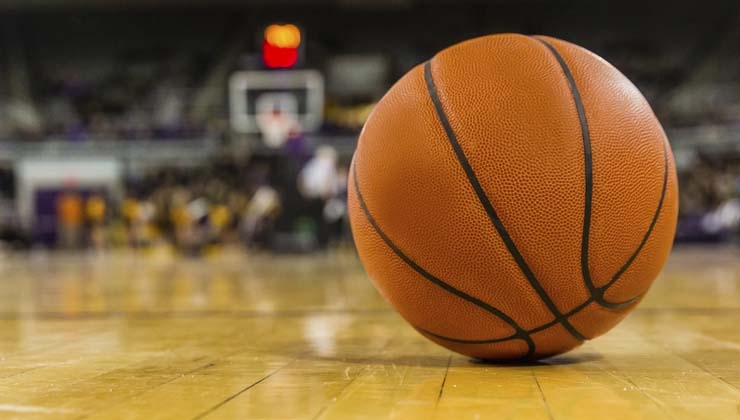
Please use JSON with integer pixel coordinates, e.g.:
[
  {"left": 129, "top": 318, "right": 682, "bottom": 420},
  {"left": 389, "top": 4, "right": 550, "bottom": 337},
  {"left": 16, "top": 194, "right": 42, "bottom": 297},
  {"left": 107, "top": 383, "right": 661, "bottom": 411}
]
[
  {"left": 351, "top": 161, "right": 536, "bottom": 358},
  {"left": 416, "top": 326, "right": 520, "bottom": 345},
  {"left": 420, "top": 325, "right": 536, "bottom": 362},
  {"left": 532, "top": 37, "right": 601, "bottom": 303},
  {"left": 534, "top": 37, "right": 667, "bottom": 310},
  {"left": 416, "top": 291, "right": 605, "bottom": 348},
  {"left": 528, "top": 297, "right": 593, "bottom": 334},
  {"left": 419, "top": 287, "right": 639, "bottom": 347},
  {"left": 599, "top": 140, "right": 669, "bottom": 295},
  {"left": 423, "top": 59, "right": 586, "bottom": 342},
  {"left": 419, "top": 294, "right": 595, "bottom": 346}
]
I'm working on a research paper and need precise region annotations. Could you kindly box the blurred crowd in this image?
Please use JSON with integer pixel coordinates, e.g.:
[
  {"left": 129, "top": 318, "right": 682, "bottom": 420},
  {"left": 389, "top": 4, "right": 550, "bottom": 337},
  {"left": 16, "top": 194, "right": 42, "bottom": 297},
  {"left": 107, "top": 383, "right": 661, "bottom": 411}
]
[
  {"left": 0, "top": 53, "right": 226, "bottom": 142},
  {"left": 1, "top": 5, "right": 739, "bottom": 251},
  {"left": 27, "top": 143, "right": 350, "bottom": 254},
  {"left": 676, "top": 150, "right": 740, "bottom": 242},
  {"left": 3, "top": 147, "right": 740, "bottom": 252}
]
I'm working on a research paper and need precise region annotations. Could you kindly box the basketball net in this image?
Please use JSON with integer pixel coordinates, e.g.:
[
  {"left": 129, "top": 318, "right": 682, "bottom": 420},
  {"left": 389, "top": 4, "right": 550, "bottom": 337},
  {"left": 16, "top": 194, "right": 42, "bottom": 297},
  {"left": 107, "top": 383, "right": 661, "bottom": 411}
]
[{"left": 257, "top": 108, "right": 300, "bottom": 149}]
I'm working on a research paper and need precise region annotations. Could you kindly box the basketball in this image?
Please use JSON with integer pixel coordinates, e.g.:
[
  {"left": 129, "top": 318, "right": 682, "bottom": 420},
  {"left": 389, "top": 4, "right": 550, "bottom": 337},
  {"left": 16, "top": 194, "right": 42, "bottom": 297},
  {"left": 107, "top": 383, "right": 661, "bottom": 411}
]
[{"left": 348, "top": 33, "right": 679, "bottom": 360}]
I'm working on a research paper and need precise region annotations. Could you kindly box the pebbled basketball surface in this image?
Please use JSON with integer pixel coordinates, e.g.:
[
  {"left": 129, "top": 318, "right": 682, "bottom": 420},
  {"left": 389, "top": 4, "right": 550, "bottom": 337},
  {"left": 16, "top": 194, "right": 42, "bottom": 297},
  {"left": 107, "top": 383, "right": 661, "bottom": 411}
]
[{"left": 348, "top": 33, "right": 679, "bottom": 361}]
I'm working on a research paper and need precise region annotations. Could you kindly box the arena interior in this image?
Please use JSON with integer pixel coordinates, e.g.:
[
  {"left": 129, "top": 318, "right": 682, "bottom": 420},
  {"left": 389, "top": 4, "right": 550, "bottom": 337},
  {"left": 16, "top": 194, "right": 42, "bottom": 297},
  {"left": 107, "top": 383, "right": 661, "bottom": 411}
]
[{"left": 0, "top": 0, "right": 739, "bottom": 418}]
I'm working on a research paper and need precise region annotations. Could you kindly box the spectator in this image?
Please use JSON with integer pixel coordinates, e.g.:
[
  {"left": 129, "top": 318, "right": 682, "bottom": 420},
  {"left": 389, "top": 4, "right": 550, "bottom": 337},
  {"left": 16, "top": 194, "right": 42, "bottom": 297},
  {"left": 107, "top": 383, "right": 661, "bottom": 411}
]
[{"left": 56, "top": 189, "right": 84, "bottom": 249}]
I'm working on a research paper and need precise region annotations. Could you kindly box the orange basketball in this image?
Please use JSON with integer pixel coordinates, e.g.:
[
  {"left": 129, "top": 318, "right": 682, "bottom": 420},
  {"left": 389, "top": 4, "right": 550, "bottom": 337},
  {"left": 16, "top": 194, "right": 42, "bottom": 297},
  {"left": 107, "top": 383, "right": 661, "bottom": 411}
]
[{"left": 348, "top": 34, "right": 678, "bottom": 361}]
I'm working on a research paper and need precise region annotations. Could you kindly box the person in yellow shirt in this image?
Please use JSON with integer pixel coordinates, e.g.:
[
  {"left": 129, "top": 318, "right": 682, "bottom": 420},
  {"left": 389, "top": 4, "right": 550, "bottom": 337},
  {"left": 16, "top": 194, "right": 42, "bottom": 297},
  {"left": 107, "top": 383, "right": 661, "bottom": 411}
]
[
  {"left": 209, "top": 204, "right": 231, "bottom": 238},
  {"left": 86, "top": 193, "right": 107, "bottom": 250},
  {"left": 121, "top": 196, "right": 139, "bottom": 248},
  {"left": 57, "top": 190, "right": 83, "bottom": 249}
]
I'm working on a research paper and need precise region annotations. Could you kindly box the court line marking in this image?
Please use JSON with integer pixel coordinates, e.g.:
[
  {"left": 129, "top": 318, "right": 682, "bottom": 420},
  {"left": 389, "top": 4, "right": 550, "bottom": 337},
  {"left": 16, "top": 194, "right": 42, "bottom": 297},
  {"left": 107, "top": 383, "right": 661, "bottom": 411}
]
[
  {"left": 435, "top": 354, "right": 453, "bottom": 406},
  {"left": 192, "top": 357, "right": 301, "bottom": 420},
  {"left": 532, "top": 371, "right": 555, "bottom": 420}
]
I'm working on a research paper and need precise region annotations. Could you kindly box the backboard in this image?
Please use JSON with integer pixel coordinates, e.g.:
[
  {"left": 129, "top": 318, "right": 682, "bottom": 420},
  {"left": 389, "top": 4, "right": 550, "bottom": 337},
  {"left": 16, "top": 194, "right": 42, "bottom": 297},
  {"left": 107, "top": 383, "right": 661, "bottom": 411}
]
[{"left": 229, "top": 70, "right": 324, "bottom": 134}]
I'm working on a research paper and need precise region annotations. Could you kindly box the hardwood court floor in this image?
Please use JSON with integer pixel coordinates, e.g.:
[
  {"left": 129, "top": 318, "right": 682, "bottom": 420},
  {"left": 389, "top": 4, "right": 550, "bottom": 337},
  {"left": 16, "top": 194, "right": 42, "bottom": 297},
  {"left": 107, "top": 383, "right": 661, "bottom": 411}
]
[{"left": 0, "top": 245, "right": 739, "bottom": 419}]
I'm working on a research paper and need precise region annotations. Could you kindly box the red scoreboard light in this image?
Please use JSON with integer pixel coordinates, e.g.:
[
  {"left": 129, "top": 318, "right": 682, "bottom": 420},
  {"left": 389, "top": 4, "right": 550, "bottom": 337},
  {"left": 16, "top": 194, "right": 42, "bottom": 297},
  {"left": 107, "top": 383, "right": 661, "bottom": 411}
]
[{"left": 262, "top": 24, "right": 302, "bottom": 69}]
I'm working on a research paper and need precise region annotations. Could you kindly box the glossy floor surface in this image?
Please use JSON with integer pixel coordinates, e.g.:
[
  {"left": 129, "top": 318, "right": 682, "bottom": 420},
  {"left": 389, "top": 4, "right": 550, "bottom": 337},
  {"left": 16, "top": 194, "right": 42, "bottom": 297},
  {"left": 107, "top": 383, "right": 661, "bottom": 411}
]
[{"left": 0, "top": 246, "right": 739, "bottom": 419}]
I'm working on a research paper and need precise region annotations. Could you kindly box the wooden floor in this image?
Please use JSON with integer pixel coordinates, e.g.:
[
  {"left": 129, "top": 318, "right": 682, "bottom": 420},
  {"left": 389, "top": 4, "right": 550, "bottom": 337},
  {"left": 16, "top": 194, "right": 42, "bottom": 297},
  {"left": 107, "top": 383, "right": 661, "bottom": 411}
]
[{"left": 0, "top": 246, "right": 739, "bottom": 419}]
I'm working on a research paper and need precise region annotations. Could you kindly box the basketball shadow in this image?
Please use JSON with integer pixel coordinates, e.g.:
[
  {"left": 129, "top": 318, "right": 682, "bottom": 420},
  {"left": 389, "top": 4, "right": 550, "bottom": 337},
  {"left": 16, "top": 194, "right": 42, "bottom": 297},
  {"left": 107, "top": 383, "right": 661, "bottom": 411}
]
[
  {"left": 296, "top": 350, "right": 602, "bottom": 368},
  {"left": 470, "top": 351, "right": 602, "bottom": 366}
]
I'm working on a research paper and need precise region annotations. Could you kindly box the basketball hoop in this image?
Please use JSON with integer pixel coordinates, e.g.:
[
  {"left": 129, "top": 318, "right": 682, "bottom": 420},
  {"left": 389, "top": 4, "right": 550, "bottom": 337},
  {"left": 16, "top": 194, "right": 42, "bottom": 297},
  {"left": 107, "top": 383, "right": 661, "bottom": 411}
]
[
  {"left": 228, "top": 70, "right": 324, "bottom": 135},
  {"left": 255, "top": 94, "right": 300, "bottom": 148}
]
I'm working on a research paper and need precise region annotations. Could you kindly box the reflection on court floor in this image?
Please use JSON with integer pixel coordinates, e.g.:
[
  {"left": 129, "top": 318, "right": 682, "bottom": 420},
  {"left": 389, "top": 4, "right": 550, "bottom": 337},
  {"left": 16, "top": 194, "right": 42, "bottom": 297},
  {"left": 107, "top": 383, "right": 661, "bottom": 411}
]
[{"left": 0, "top": 246, "right": 738, "bottom": 419}]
